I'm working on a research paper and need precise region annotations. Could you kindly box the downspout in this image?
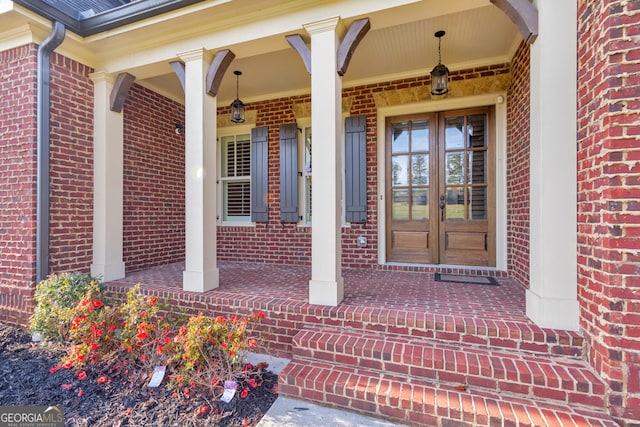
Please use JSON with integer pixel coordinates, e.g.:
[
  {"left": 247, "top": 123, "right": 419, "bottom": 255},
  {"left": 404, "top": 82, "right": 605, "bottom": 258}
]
[{"left": 36, "top": 22, "right": 65, "bottom": 282}]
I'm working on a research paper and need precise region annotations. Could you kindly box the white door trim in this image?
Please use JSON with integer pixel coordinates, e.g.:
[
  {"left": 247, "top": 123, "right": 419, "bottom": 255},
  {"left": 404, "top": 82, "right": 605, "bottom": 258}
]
[{"left": 376, "top": 93, "right": 508, "bottom": 270}]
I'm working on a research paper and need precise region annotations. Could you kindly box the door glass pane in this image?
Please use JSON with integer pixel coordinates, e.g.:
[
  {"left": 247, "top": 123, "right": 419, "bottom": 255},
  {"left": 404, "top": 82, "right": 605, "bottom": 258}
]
[
  {"left": 392, "top": 189, "right": 409, "bottom": 219},
  {"left": 412, "top": 189, "right": 429, "bottom": 220},
  {"left": 469, "top": 187, "right": 487, "bottom": 220},
  {"left": 392, "top": 155, "right": 409, "bottom": 186},
  {"left": 445, "top": 116, "right": 464, "bottom": 150},
  {"left": 412, "top": 120, "right": 429, "bottom": 152},
  {"left": 445, "top": 187, "right": 465, "bottom": 220},
  {"left": 392, "top": 123, "right": 409, "bottom": 153},
  {"left": 467, "top": 114, "right": 486, "bottom": 148},
  {"left": 412, "top": 154, "right": 429, "bottom": 185},
  {"left": 467, "top": 151, "right": 486, "bottom": 184},
  {"left": 445, "top": 152, "right": 464, "bottom": 184}
]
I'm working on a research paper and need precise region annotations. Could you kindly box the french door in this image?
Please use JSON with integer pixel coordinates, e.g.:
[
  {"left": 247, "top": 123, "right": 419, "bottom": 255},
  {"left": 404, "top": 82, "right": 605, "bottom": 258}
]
[{"left": 385, "top": 107, "right": 495, "bottom": 266}]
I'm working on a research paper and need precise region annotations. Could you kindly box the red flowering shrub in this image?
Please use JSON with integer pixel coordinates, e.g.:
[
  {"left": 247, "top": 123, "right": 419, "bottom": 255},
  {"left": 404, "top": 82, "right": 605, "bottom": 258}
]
[
  {"left": 169, "top": 311, "right": 265, "bottom": 398},
  {"left": 117, "top": 284, "right": 177, "bottom": 370},
  {"left": 40, "top": 275, "right": 269, "bottom": 404},
  {"left": 60, "top": 291, "right": 119, "bottom": 369}
]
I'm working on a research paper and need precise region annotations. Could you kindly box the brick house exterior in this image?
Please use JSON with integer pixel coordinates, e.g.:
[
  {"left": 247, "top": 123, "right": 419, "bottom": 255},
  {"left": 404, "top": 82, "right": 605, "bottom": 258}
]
[
  {"left": 0, "top": 0, "right": 638, "bottom": 424},
  {"left": 576, "top": 0, "right": 640, "bottom": 421}
]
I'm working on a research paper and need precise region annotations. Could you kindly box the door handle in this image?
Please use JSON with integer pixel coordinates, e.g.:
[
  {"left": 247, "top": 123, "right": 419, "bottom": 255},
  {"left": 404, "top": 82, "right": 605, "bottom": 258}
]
[{"left": 439, "top": 195, "right": 445, "bottom": 222}]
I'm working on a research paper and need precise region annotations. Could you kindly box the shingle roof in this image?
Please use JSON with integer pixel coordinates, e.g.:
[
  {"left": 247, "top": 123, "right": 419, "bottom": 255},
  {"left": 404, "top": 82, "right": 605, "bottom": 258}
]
[
  {"left": 53, "top": 0, "right": 130, "bottom": 17},
  {"left": 14, "top": 0, "right": 204, "bottom": 37}
]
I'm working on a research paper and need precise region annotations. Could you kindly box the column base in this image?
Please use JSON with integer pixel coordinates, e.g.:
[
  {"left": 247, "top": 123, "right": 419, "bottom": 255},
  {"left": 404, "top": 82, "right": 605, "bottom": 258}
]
[
  {"left": 526, "top": 288, "right": 579, "bottom": 331},
  {"left": 91, "top": 262, "right": 125, "bottom": 282},
  {"left": 309, "top": 278, "right": 344, "bottom": 306},
  {"left": 183, "top": 268, "right": 219, "bottom": 293}
]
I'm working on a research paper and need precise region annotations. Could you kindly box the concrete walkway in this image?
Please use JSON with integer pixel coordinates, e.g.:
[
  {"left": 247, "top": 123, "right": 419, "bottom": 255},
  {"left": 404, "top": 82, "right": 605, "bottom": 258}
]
[
  {"left": 245, "top": 353, "right": 406, "bottom": 427},
  {"left": 257, "top": 396, "right": 407, "bottom": 427}
]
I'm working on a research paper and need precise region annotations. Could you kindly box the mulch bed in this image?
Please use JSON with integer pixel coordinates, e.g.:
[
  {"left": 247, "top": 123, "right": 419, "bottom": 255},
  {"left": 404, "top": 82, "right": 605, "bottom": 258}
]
[{"left": 0, "top": 322, "right": 278, "bottom": 426}]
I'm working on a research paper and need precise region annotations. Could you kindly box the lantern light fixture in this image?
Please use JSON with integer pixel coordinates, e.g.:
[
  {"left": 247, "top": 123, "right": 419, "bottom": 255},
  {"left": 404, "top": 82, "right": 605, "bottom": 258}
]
[
  {"left": 430, "top": 30, "right": 449, "bottom": 96},
  {"left": 230, "top": 70, "right": 245, "bottom": 123}
]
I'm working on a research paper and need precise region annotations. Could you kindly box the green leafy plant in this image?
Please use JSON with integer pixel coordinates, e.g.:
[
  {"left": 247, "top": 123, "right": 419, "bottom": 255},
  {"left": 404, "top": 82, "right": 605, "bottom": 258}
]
[
  {"left": 170, "top": 312, "right": 265, "bottom": 397},
  {"left": 30, "top": 272, "right": 104, "bottom": 341}
]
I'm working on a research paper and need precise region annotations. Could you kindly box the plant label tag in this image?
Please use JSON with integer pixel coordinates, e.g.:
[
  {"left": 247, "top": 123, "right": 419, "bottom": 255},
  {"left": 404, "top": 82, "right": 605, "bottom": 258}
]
[
  {"left": 220, "top": 380, "right": 237, "bottom": 403},
  {"left": 147, "top": 366, "right": 166, "bottom": 388}
]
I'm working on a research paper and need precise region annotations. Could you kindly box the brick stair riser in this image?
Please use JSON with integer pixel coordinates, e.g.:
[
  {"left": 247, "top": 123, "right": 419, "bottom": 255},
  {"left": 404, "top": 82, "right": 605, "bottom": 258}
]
[
  {"left": 292, "top": 330, "right": 607, "bottom": 411},
  {"left": 300, "top": 313, "right": 583, "bottom": 358},
  {"left": 279, "top": 362, "right": 617, "bottom": 427}
]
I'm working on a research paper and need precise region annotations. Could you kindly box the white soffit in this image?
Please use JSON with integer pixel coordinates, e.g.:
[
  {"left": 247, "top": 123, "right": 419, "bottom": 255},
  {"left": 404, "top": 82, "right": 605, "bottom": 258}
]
[{"left": 0, "top": 0, "right": 521, "bottom": 104}]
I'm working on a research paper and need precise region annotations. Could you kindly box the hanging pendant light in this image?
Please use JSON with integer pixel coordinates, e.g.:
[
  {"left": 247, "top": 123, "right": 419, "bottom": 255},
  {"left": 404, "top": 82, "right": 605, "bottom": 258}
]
[
  {"left": 430, "top": 30, "right": 449, "bottom": 96},
  {"left": 230, "top": 70, "right": 245, "bottom": 123}
]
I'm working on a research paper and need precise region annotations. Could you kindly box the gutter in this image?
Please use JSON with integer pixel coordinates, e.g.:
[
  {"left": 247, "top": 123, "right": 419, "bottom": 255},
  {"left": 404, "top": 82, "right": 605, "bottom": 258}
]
[{"left": 36, "top": 21, "right": 65, "bottom": 282}]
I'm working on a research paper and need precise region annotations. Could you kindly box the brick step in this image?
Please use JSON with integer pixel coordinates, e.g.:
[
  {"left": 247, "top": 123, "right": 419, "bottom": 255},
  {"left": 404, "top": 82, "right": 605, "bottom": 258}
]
[
  {"left": 279, "top": 361, "right": 617, "bottom": 427},
  {"left": 303, "top": 310, "right": 584, "bottom": 358},
  {"left": 292, "top": 327, "right": 606, "bottom": 411}
]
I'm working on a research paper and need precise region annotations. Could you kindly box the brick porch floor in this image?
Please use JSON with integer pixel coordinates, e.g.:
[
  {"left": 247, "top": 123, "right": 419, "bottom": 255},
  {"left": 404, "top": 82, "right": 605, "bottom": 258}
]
[
  {"left": 108, "top": 262, "right": 526, "bottom": 321},
  {"left": 105, "top": 263, "right": 616, "bottom": 426}
]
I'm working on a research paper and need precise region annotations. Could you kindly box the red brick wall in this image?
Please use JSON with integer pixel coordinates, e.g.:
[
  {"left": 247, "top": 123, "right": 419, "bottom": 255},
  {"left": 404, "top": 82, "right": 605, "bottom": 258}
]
[
  {"left": 0, "top": 50, "right": 513, "bottom": 322},
  {"left": 0, "top": 45, "right": 38, "bottom": 325},
  {"left": 0, "top": 47, "right": 95, "bottom": 324},
  {"left": 506, "top": 41, "right": 530, "bottom": 288},
  {"left": 577, "top": 0, "right": 640, "bottom": 423},
  {"left": 218, "top": 65, "right": 511, "bottom": 269},
  {"left": 48, "top": 53, "right": 94, "bottom": 274},
  {"left": 216, "top": 96, "right": 315, "bottom": 265},
  {"left": 123, "top": 84, "right": 185, "bottom": 272}
]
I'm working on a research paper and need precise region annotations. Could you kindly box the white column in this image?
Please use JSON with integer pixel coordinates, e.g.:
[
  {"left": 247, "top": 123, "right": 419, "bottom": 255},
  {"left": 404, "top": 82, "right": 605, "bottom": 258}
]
[
  {"left": 90, "top": 71, "right": 126, "bottom": 282},
  {"left": 526, "top": 0, "right": 579, "bottom": 330},
  {"left": 305, "top": 17, "right": 344, "bottom": 306},
  {"left": 179, "top": 48, "right": 219, "bottom": 292}
]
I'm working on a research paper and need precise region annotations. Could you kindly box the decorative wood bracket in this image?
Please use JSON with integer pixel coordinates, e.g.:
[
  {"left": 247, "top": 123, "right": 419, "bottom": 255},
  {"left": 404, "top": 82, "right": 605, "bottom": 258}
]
[
  {"left": 206, "top": 49, "right": 236, "bottom": 97},
  {"left": 490, "top": 0, "right": 538, "bottom": 44},
  {"left": 337, "top": 18, "right": 370, "bottom": 76},
  {"left": 109, "top": 72, "right": 135, "bottom": 113},
  {"left": 169, "top": 61, "right": 185, "bottom": 92},
  {"left": 286, "top": 34, "right": 311, "bottom": 74}
]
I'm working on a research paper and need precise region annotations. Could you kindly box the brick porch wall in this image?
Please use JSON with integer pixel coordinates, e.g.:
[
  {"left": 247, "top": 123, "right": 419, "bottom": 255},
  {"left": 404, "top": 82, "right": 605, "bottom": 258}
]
[
  {"left": 0, "top": 51, "right": 518, "bottom": 322},
  {"left": 217, "top": 94, "right": 315, "bottom": 266},
  {"left": 48, "top": 53, "right": 94, "bottom": 274},
  {"left": 0, "top": 45, "right": 38, "bottom": 325},
  {"left": 123, "top": 84, "right": 185, "bottom": 272},
  {"left": 217, "top": 65, "right": 511, "bottom": 270},
  {"left": 577, "top": 0, "right": 640, "bottom": 423},
  {"left": 506, "top": 41, "right": 531, "bottom": 288}
]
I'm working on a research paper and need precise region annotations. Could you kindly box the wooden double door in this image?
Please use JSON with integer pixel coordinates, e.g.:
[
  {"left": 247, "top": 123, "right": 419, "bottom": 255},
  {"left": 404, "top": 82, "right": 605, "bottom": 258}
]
[{"left": 385, "top": 107, "right": 495, "bottom": 266}]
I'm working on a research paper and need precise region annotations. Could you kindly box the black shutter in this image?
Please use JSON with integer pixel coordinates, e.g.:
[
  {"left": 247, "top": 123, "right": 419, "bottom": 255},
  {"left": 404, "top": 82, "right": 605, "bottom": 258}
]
[
  {"left": 345, "top": 115, "right": 367, "bottom": 223},
  {"left": 250, "top": 126, "right": 268, "bottom": 223},
  {"left": 280, "top": 123, "right": 299, "bottom": 223}
]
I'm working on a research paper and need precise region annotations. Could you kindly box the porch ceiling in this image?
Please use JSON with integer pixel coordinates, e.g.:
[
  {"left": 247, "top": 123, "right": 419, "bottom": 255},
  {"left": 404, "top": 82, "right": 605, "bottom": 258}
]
[
  {"left": 136, "top": 2, "right": 520, "bottom": 104},
  {"left": 3, "top": 0, "right": 521, "bottom": 104},
  {"left": 138, "top": 3, "right": 520, "bottom": 105}
]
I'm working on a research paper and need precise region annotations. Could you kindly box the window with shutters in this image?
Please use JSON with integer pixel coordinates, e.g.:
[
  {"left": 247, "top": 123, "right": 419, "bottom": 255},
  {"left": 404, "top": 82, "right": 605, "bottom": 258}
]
[
  {"left": 296, "top": 117, "right": 361, "bottom": 226},
  {"left": 220, "top": 134, "right": 251, "bottom": 222},
  {"left": 298, "top": 125, "right": 312, "bottom": 224}
]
